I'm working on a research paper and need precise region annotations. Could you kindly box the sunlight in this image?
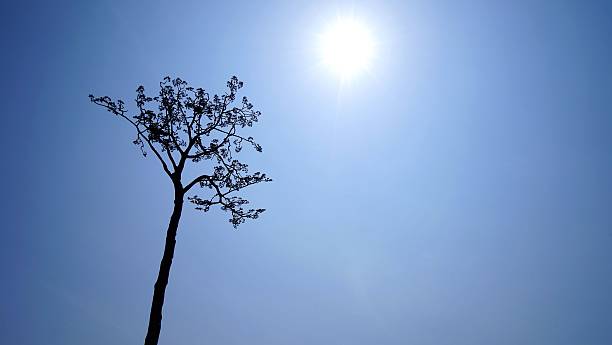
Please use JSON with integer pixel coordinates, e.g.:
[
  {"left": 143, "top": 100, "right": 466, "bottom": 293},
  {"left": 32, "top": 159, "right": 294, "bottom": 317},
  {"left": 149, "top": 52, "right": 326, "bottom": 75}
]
[{"left": 318, "top": 17, "right": 376, "bottom": 80}]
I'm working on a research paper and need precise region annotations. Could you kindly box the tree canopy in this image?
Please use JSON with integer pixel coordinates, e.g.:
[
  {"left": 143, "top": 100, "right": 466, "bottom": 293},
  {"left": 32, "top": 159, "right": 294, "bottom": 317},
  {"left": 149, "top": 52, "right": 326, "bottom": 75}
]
[{"left": 90, "top": 76, "right": 271, "bottom": 226}]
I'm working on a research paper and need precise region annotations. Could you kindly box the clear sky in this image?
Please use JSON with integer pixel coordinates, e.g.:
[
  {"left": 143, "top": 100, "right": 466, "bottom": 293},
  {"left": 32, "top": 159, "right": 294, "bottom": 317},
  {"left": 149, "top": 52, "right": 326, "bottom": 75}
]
[{"left": 2, "top": 0, "right": 612, "bottom": 344}]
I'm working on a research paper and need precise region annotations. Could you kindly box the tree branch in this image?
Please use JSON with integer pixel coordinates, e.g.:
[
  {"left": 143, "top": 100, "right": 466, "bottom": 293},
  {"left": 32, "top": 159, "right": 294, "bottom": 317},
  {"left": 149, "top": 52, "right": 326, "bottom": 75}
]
[
  {"left": 183, "top": 173, "right": 212, "bottom": 193},
  {"left": 89, "top": 96, "right": 173, "bottom": 177}
]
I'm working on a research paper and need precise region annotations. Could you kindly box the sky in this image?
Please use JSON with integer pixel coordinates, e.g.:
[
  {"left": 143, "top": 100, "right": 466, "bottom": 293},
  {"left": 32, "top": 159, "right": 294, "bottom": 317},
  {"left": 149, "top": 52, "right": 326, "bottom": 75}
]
[{"left": 1, "top": 0, "right": 612, "bottom": 344}]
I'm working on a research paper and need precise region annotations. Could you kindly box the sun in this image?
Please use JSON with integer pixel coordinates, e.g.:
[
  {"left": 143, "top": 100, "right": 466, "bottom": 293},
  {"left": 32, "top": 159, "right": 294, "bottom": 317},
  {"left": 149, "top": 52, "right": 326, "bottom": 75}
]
[{"left": 319, "top": 17, "right": 376, "bottom": 80}]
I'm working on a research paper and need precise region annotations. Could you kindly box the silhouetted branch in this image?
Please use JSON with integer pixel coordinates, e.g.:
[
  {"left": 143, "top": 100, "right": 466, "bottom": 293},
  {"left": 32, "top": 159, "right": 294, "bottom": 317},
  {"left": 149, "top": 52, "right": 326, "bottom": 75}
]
[{"left": 89, "top": 95, "right": 173, "bottom": 177}]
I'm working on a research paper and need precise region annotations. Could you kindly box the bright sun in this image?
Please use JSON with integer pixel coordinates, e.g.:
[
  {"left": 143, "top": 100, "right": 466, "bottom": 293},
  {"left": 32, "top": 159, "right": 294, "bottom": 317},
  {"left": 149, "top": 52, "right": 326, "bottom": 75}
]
[{"left": 319, "top": 17, "right": 375, "bottom": 80}]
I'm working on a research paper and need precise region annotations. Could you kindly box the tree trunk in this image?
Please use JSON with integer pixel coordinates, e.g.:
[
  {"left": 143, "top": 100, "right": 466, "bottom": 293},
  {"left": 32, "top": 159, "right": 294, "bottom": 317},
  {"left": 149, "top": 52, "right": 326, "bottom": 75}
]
[{"left": 144, "top": 188, "right": 184, "bottom": 345}]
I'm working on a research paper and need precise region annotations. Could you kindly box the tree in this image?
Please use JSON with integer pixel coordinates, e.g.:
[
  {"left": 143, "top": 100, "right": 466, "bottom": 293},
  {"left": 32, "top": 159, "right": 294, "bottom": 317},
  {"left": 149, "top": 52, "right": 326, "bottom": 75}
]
[{"left": 90, "top": 76, "right": 271, "bottom": 345}]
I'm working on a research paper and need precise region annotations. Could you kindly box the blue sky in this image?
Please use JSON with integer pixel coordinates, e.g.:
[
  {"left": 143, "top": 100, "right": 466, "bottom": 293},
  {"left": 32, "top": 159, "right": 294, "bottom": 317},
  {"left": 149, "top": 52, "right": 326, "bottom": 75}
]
[{"left": 2, "top": 0, "right": 612, "bottom": 344}]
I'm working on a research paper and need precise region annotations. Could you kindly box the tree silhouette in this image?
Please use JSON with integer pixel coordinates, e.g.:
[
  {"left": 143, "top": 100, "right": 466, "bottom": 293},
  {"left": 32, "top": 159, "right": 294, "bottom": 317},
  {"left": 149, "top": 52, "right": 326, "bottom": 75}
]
[{"left": 90, "top": 76, "right": 270, "bottom": 345}]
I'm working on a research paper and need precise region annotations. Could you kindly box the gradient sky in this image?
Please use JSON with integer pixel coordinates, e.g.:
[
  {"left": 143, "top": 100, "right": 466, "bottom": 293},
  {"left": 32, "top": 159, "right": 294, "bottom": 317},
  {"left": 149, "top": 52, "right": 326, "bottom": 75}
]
[{"left": 2, "top": 1, "right": 612, "bottom": 344}]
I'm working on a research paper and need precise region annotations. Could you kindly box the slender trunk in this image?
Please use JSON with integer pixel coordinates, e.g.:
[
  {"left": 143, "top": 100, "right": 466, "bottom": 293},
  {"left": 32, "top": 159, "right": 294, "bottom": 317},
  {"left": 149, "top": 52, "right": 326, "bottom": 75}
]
[{"left": 144, "top": 186, "right": 184, "bottom": 345}]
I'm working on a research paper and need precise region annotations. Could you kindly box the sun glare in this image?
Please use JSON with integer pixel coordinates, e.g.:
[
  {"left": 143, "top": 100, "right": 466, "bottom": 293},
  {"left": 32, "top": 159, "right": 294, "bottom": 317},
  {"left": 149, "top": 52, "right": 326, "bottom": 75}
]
[{"left": 319, "top": 17, "right": 375, "bottom": 80}]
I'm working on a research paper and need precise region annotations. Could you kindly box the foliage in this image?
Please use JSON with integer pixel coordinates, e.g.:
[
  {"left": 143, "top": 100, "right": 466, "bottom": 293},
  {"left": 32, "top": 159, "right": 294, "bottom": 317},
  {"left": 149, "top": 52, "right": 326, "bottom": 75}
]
[{"left": 90, "top": 76, "right": 271, "bottom": 227}]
